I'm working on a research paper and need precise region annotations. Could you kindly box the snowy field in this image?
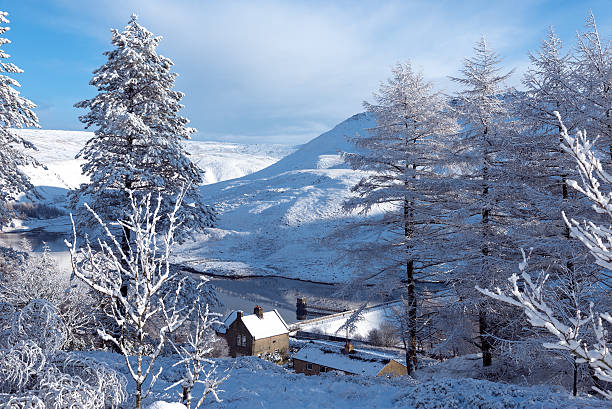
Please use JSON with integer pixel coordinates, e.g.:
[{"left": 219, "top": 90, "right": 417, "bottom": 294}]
[{"left": 87, "top": 353, "right": 608, "bottom": 409}]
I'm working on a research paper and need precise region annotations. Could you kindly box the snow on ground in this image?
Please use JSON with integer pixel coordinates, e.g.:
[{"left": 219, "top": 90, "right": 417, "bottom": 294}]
[
  {"left": 12, "top": 129, "right": 294, "bottom": 204},
  {"left": 294, "top": 301, "right": 399, "bottom": 339},
  {"left": 177, "top": 113, "right": 385, "bottom": 283},
  {"left": 86, "top": 352, "right": 608, "bottom": 409}
]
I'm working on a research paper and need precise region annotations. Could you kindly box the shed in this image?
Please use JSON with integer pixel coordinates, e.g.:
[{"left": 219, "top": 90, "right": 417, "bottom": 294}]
[{"left": 292, "top": 341, "right": 407, "bottom": 377}]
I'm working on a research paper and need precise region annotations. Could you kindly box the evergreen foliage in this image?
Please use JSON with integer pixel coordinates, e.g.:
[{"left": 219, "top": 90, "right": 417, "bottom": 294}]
[{"left": 71, "top": 15, "right": 213, "bottom": 240}]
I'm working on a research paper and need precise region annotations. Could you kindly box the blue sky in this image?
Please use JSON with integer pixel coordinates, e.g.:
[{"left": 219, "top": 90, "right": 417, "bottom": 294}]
[{"left": 4, "top": 0, "right": 612, "bottom": 144}]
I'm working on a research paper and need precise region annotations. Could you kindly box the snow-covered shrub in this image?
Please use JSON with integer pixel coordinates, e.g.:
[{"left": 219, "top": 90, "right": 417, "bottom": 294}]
[
  {"left": 11, "top": 299, "right": 66, "bottom": 355},
  {"left": 0, "top": 299, "right": 127, "bottom": 408},
  {"left": 0, "top": 302, "right": 15, "bottom": 348},
  {"left": 0, "top": 395, "right": 46, "bottom": 409},
  {"left": 0, "top": 244, "right": 98, "bottom": 350},
  {"left": 0, "top": 341, "right": 46, "bottom": 394}
]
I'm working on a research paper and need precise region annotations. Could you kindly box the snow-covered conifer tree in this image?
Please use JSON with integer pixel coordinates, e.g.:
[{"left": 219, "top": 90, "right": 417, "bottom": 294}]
[
  {"left": 572, "top": 12, "right": 612, "bottom": 160},
  {"left": 0, "top": 11, "right": 40, "bottom": 228},
  {"left": 447, "top": 37, "right": 516, "bottom": 367},
  {"left": 343, "top": 62, "right": 457, "bottom": 374},
  {"left": 71, "top": 14, "right": 213, "bottom": 241},
  {"left": 479, "top": 114, "right": 612, "bottom": 399}
]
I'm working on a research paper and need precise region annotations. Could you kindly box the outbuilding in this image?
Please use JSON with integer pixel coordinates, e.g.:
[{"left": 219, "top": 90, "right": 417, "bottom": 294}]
[{"left": 293, "top": 341, "right": 407, "bottom": 377}]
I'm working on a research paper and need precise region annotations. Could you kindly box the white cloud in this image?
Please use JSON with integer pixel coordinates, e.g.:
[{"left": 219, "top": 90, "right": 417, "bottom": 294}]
[{"left": 48, "top": 0, "right": 572, "bottom": 143}]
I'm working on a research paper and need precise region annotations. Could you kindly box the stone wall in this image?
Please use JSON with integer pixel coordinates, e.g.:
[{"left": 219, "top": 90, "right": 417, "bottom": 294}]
[
  {"left": 225, "top": 318, "right": 253, "bottom": 358},
  {"left": 253, "top": 333, "right": 289, "bottom": 357}
]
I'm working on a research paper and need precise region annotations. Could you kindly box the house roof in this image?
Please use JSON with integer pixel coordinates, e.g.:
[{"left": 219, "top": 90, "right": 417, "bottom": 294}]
[
  {"left": 216, "top": 310, "right": 241, "bottom": 334},
  {"left": 218, "top": 309, "right": 289, "bottom": 340},
  {"left": 292, "top": 342, "right": 405, "bottom": 376}
]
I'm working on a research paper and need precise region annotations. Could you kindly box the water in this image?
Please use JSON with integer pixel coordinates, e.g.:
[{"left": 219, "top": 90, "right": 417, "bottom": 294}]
[
  {"left": 0, "top": 227, "right": 68, "bottom": 252},
  {"left": 206, "top": 275, "right": 354, "bottom": 325},
  {"left": 0, "top": 228, "right": 363, "bottom": 325},
  {"left": 0, "top": 228, "right": 73, "bottom": 274}
]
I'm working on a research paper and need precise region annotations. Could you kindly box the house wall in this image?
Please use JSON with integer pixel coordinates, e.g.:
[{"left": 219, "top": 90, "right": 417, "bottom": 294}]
[
  {"left": 225, "top": 318, "right": 289, "bottom": 358},
  {"left": 377, "top": 360, "right": 407, "bottom": 377},
  {"left": 253, "top": 333, "right": 289, "bottom": 357},
  {"left": 225, "top": 318, "right": 253, "bottom": 358},
  {"left": 293, "top": 358, "right": 322, "bottom": 375},
  {"left": 293, "top": 358, "right": 353, "bottom": 376}
]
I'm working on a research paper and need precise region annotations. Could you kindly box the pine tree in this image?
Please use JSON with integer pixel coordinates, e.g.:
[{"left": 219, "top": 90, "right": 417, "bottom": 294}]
[
  {"left": 343, "top": 62, "right": 457, "bottom": 374},
  {"left": 0, "top": 11, "right": 40, "bottom": 228},
  {"left": 71, "top": 14, "right": 213, "bottom": 240}
]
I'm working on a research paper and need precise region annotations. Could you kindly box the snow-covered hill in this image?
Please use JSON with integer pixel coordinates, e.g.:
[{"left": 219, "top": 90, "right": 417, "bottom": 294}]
[
  {"left": 177, "top": 113, "right": 382, "bottom": 283},
  {"left": 14, "top": 129, "right": 294, "bottom": 202}
]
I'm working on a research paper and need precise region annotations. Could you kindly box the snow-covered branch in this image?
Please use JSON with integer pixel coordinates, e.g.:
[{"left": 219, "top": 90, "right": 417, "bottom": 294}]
[{"left": 167, "top": 304, "right": 229, "bottom": 409}]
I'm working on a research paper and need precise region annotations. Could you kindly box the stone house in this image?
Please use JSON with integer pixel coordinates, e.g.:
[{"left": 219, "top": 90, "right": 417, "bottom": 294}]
[
  {"left": 293, "top": 341, "right": 407, "bottom": 377},
  {"left": 218, "top": 306, "right": 290, "bottom": 359}
]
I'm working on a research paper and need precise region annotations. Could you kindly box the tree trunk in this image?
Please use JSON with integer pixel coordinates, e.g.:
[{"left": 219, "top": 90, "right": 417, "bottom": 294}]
[
  {"left": 479, "top": 309, "right": 493, "bottom": 367},
  {"left": 480, "top": 131, "right": 493, "bottom": 367},
  {"left": 136, "top": 383, "right": 142, "bottom": 409},
  {"left": 403, "top": 197, "right": 418, "bottom": 375},
  {"left": 573, "top": 359, "right": 578, "bottom": 396},
  {"left": 406, "top": 258, "right": 417, "bottom": 374}
]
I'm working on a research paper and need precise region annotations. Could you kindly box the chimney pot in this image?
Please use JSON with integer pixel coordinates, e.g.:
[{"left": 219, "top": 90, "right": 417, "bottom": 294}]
[{"left": 254, "top": 305, "right": 263, "bottom": 319}]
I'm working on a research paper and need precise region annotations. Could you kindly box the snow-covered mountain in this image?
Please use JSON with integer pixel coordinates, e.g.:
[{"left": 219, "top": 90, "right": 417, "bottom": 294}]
[
  {"left": 14, "top": 129, "right": 295, "bottom": 202},
  {"left": 177, "top": 113, "right": 381, "bottom": 283}
]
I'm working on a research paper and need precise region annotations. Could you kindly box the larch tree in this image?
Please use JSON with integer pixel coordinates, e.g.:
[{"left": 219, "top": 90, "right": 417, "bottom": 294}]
[
  {"left": 342, "top": 62, "right": 457, "bottom": 374},
  {"left": 0, "top": 11, "right": 40, "bottom": 228},
  {"left": 572, "top": 12, "right": 612, "bottom": 160},
  {"left": 448, "top": 37, "right": 517, "bottom": 367},
  {"left": 479, "top": 113, "right": 612, "bottom": 400},
  {"left": 71, "top": 14, "right": 213, "bottom": 243}
]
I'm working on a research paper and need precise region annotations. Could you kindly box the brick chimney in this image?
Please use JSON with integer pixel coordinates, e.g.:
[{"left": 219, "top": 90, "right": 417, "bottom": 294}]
[
  {"left": 236, "top": 311, "right": 243, "bottom": 319},
  {"left": 254, "top": 305, "right": 263, "bottom": 319}
]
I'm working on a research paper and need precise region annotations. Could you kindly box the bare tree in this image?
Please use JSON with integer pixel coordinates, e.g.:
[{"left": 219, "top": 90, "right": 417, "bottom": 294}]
[
  {"left": 167, "top": 304, "right": 229, "bottom": 409},
  {"left": 67, "top": 190, "right": 200, "bottom": 409}
]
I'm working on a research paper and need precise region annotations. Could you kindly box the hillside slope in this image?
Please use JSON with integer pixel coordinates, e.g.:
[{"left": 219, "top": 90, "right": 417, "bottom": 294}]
[{"left": 177, "top": 113, "right": 381, "bottom": 283}]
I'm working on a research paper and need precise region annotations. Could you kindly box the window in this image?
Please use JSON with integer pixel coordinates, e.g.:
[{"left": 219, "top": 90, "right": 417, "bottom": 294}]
[
  {"left": 306, "top": 363, "right": 313, "bottom": 371},
  {"left": 236, "top": 335, "right": 240, "bottom": 346},
  {"left": 320, "top": 366, "right": 327, "bottom": 373},
  {"left": 241, "top": 335, "right": 246, "bottom": 346},
  {"left": 236, "top": 334, "right": 247, "bottom": 347}
]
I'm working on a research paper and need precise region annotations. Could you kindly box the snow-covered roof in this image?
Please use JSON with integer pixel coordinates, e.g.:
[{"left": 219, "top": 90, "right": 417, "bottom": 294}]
[
  {"left": 218, "top": 309, "right": 289, "bottom": 340},
  {"left": 216, "top": 310, "right": 243, "bottom": 334},
  {"left": 292, "top": 342, "right": 404, "bottom": 376},
  {"left": 242, "top": 310, "right": 289, "bottom": 340}
]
